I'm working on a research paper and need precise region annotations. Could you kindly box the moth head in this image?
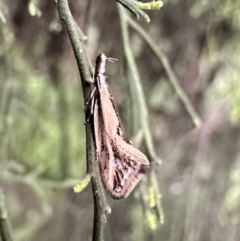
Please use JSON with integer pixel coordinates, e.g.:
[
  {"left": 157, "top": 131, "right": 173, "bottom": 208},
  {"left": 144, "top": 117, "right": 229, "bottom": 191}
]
[
  {"left": 95, "top": 54, "right": 107, "bottom": 75},
  {"left": 95, "top": 53, "right": 118, "bottom": 75},
  {"left": 96, "top": 53, "right": 107, "bottom": 65},
  {"left": 96, "top": 53, "right": 118, "bottom": 63}
]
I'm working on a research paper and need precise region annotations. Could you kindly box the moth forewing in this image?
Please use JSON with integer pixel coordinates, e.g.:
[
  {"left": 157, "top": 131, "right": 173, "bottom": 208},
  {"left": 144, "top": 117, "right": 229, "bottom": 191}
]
[
  {"left": 90, "top": 53, "right": 150, "bottom": 199},
  {"left": 110, "top": 136, "right": 150, "bottom": 199},
  {"left": 97, "top": 77, "right": 119, "bottom": 135},
  {"left": 94, "top": 54, "right": 129, "bottom": 140},
  {"left": 93, "top": 97, "right": 115, "bottom": 188}
]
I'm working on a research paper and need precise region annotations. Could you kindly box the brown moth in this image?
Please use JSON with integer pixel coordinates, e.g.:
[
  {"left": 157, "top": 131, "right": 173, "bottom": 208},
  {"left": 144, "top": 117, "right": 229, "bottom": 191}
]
[{"left": 88, "top": 53, "right": 150, "bottom": 199}]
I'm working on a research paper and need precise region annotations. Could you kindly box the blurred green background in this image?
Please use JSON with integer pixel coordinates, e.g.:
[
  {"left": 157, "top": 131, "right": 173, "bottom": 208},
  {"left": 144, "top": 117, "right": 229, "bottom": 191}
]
[{"left": 1, "top": 0, "right": 240, "bottom": 240}]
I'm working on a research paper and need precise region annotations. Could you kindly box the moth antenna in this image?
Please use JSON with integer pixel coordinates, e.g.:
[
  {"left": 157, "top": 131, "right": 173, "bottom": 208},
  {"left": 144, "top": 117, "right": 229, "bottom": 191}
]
[{"left": 107, "top": 57, "right": 118, "bottom": 62}]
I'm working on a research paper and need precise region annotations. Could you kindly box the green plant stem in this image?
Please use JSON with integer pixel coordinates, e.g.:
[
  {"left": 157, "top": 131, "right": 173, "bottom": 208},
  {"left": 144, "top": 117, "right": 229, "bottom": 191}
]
[
  {"left": 84, "top": 0, "right": 93, "bottom": 33},
  {"left": 57, "top": 1, "right": 91, "bottom": 89},
  {"left": 127, "top": 16, "right": 202, "bottom": 128},
  {"left": 0, "top": 191, "right": 13, "bottom": 241},
  {"left": 118, "top": 5, "right": 163, "bottom": 227},
  {"left": 116, "top": 0, "right": 150, "bottom": 22},
  {"left": 58, "top": 83, "right": 70, "bottom": 179},
  {"left": 57, "top": 1, "right": 109, "bottom": 240},
  {"left": 118, "top": 5, "right": 160, "bottom": 163}
]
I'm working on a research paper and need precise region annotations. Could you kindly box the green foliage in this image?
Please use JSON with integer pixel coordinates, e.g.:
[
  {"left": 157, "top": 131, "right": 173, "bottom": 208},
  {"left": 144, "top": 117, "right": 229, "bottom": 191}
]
[
  {"left": 135, "top": 1, "right": 163, "bottom": 10},
  {"left": 8, "top": 75, "right": 86, "bottom": 179},
  {"left": 208, "top": 48, "right": 240, "bottom": 124},
  {"left": 223, "top": 168, "right": 240, "bottom": 221},
  {"left": 145, "top": 210, "right": 158, "bottom": 230},
  {"left": 74, "top": 174, "right": 91, "bottom": 193},
  {"left": 0, "top": 48, "right": 86, "bottom": 180},
  {"left": 191, "top": 0, "right": 240, "bottom": 28}
]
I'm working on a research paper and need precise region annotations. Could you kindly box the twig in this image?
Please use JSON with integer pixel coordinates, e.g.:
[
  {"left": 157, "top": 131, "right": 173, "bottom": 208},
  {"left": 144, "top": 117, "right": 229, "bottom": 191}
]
[
  {"left": 118, "top": 4, "right": 163, "bottom": 227},
  {"left": 54, "top": 0, "right": 87, "bottom": 41},
  {"left": 0, "top": 190, "right": 13, "bottom": 241},
  {"left": 83, "top": 0, "right": 93, "bottom": 33},
  {"left": 0, "top": 13, "right": 6, "bottom": 24},
  {"left": 139, "top": 170, "right": 164, "bottom": 230},
  {"left": 58, "top": 83, "right": 70, "bottom": 179},
  {"left": 75, "top": 23, "right": 88, "bottom": 42},
  {"left": 116, "top": 0, "right": 150, "bottom": 23},
  {"left": 1, "top": 166, "right": 76, "bottom": 190},
  {"left": 149, "top": 171, "right": 164, "bottom": 224},
  {"left": 57, "top": 1, "right": 110, "bottom": 240},
  {"left": 118, "top": 5, "right": 161, "bottom": 164},
  {"left": 57, "top": 0, "right": 91, "bottom": 89},
  {"left": 127, "top": 16, "right": 202, "bottom": 128}
]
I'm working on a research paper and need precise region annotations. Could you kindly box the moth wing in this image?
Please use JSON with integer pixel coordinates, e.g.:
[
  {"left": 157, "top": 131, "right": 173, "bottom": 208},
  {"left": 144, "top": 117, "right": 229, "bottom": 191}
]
[
  {"left": 92, "top": 58, "right": 149, "bottom": 199},
  {"left": 101, "top": 136, "right": 150, "bottom": 199},
  {"left": 93, "top": 99, "right": 116, "bottom": 193},
  {"left": 96, "top": 76, "right": 130, "bottom": 143}
]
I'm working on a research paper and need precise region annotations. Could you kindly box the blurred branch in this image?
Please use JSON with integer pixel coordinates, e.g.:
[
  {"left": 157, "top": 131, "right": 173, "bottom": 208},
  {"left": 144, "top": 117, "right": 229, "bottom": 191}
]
[
  {"left": 0, "top": 10, "right": 6, "bottom": 24},
  {"left": 127, "top": 16, "right": 202, "bottom": 128},
  {"left": 118, "top": 5, "right": 163, "bottom": 228},
  {"left": 58, "top": 83, "right": 70, "bottom": 179},
  {"left": 0, "top": 81, "right": 12, "bottom": 156},
  {"left": 116, "top": 0, "right": 150, "bottom": 23},
  {"left": 0, "top": 190, "right": 13, "bottom": 241},
  {"left": 139, "top": 170, "right": 164, "bottom": 230},
  {"left": 57, "top": 1, "right": 110, "bottom": 240},
  {"left": 1, "top": 167, "right": 79, "bottom": 190},
  {"left": 118, "top": 4, "right": 161, "bottom": 164},
  {"left": 83, "top": 0, "right": 93, "bottom": 33},
  {"left": 149, "top": 171, "right": 164, "bottom": 224},
  {"left": 75, "top": 23, "right": 88, "bottom": 42}
]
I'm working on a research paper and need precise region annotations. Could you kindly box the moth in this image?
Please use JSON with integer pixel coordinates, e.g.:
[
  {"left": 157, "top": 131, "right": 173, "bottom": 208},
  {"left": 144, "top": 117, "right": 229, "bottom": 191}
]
[{"left": 87, "top": 53, "right": 150, "bottom": 199}]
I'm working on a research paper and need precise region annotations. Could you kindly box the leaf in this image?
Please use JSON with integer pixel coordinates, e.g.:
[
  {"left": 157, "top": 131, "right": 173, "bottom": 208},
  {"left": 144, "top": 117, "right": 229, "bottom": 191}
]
[{"left": 73, "top": 175, "right": 91, "bottom": 193}]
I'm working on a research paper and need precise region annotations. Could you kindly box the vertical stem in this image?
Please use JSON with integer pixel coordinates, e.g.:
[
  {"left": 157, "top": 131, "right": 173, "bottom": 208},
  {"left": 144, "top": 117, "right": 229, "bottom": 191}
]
[
  {"left": 58, "top": 82, "right": 69, "bottom": 178},
  {"left": 127, "top": 16, "right": 202, "bottom": 128},
  {"left": 117, "top": 5, "right": 159, "bottom": 163},
  {"left": 0, "top": 191, "right": 13, "bottom": 241},
  {"left": 57, "top": 1, "right": 108, "bottom": 240}
]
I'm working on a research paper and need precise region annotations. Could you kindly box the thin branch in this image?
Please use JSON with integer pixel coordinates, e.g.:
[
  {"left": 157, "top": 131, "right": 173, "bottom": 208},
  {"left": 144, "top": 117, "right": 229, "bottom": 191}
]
[
  {"left": 57, "top": 1, "right": 109, "bottom": 240},
  {"left": 75, "top": 23, "right": 88, "bottom": 42},
  {"left": 139, "top": 171, "right": 164, "bottom": 229},
  {"left": 118, "top": 5, "right": 163, "bottom": 227},
  {"left": 58, "top": 83, "right": 70, "bottom": 179},
  {"left": 0, "top": 190, "right": 13, "bottom": 241},
  {"left": 0, "top": 10, "right": 6, "bottom": 24},
  {"left": 116, "top": 0, "right": 150, "bottom": 23},
  {"left": 118, "top": 5, "right": 161, "bottom": 164},
  {"left": 127, "top": 16, "right": 202, "bottom": 128},
  {"left": 57, "top": 1, "right": 91, "bottom": 89},
  {"left": 1, "top": 167, "right": 81, "bottom": 194},
  {"left": 83, "top": 0, "right": 93, "bottom": 33},
  {"left": 54, "top": 0, "right": 87, "bottom": 41},
  {"left": 149, "top": 171, "right": 164, "bottom": 224}
]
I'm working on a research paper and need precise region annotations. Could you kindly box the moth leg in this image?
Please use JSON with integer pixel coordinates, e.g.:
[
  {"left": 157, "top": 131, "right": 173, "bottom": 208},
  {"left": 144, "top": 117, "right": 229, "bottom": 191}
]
[
  {"left": 85, "top": 87, "right": 97, "bottom": 109},
  {"left": 84, "top": 87, "right": 97, "bottom": 124},
  {"left": 85, "top": 94, "right": 97, "bottom": 124}
]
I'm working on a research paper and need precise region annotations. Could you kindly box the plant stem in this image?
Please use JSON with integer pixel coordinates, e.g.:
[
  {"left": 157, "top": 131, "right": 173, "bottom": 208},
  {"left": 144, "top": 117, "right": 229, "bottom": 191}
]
[{"left": 57, "top": 1, "right": 109, "bottom": 240}]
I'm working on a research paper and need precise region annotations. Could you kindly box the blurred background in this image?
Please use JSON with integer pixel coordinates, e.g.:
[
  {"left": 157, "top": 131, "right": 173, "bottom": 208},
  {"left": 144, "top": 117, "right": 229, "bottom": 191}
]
[{"left": 1, "top": 0, "right": 240, "bottom": 240}]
